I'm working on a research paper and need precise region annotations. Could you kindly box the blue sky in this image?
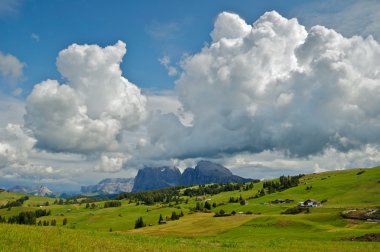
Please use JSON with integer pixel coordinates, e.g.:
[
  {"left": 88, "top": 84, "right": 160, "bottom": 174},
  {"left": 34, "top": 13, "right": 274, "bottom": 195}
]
[
  {"left": 1, "top": 0, "right": 380, "bottom": 191},
  {"left": 1, "top": 0, "right": 321, "bottom": 97}
]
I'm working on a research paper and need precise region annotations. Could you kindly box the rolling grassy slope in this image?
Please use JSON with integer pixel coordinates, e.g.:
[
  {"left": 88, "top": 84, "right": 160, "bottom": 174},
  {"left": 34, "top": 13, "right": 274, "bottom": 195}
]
[{"left": 0, "top": 166, "right": 379, "bottom": 251}]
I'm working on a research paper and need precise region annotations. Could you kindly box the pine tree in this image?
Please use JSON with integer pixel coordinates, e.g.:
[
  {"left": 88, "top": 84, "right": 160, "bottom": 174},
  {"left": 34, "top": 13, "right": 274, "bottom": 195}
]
[
  {"left": 134, "top": 217, "right": 145, "bottom": 229},
  {"left": 204, "top": 201, "right": 211, "bottom": 210}
]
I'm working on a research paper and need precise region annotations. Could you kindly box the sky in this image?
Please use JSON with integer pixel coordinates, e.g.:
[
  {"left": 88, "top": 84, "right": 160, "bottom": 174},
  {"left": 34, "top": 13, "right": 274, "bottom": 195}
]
[{"left": 1, "top": 0, "right": 380, "bottom": 192}]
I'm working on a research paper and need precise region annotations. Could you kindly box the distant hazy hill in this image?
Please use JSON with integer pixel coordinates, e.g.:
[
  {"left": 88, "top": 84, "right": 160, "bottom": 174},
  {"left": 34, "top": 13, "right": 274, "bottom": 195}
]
[
  {"left": 8, "top": 185, "right": 53, "bottom": 196},
  {"left": 132, "top": 161, "right": 251, "bottom": 192},
  {"left": 81, "top": 178, "right": 134, "bottom": 194}
]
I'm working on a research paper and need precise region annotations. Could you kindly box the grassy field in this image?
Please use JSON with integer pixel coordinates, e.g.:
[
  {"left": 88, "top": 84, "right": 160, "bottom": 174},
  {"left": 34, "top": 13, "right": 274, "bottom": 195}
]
[{"left": 0, "top": 166, "right": 379, "bottom": 251}]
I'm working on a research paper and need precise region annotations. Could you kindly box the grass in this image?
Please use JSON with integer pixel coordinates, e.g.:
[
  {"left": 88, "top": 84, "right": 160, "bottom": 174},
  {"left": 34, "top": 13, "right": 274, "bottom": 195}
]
[
  {"left": 1, "top": 166, "right": 380, "bottom": 251},
  {"left": 129, "top": 213, "right": 256, "bottom": 236}
]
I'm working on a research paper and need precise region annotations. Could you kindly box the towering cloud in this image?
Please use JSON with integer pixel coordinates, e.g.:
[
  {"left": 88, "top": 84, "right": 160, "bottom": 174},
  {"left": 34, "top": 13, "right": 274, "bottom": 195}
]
[
  {"left": 148, "top": 11, "right": 380, "bottom": 159},
  {"left": 25, "top": 41, "right": 146, "bottom": 154},
  {"left": 19, "top": 11, "right": 380, "bottom": 178}
]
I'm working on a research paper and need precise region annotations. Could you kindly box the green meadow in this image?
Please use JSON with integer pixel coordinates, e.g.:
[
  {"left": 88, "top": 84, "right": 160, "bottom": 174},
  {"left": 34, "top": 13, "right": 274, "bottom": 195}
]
[{"left": 1, "top": 166, "right": 379, "bottom": 251}]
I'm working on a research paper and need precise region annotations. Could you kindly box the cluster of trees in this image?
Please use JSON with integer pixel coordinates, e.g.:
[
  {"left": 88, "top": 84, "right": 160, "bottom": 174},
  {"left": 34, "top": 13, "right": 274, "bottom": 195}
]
[
  {"left": 53, "top": 199, "right": 65, "bottom": 205},
  {"left": 228, "top": 195, "right": 247, "bottom": 205},
  {"left": 253, "top": 189, "right": 266, "bottom": 198},
  {"left": 37, "top": 218, "right": 67, "bottom": 226},
  {"left": 53, "top": 196, "right": 107, "bottom": 206},
  {"left": 262, "top": 175, "right": 304, "bottom": 194},
  {"left": 134, "top": 217, "right": 146, "bottom": 229},
  {"left": 0, "top": 212, "right": 68, "bottom": 227},
  {"left": 78, "top": 197, "right": 109, "bottom": 204},
  {"left": 135, "top": 211, "right": 185, "bottom": 229},
  {"left": 117, "top": 181, "right": 259, "bottom": 206},
  {"left": 169, "top": 211, "right": 184, "bottom": 220},
  {"left": 85, "top": 203, "right": 98, "bottom": 209},
  {"left": 183, "top": 182, "right": 256, "bottom": 197},
  {"left": 214, "top": 209, "right": 231, "bottom": 217},
  {"left": 104, "top": 201, "right": 122, "bottom": 208},
  {"left": 191, "top": 201, "right": 217, "bottom": 212},
  {"left": 193, "top": 202, "right": 205, "bottom": 212},
  {"left": 0, "top": 196, "right": 29, "bottom": 209},
  {"left": 116, "top": 187, "right": 183, "bottom": 205},
  {"left": 37, "top": 219, "right": 56, "bottom": 226},
  {"left": 1, "top": 209, "right": 51, "bottom": 225}
]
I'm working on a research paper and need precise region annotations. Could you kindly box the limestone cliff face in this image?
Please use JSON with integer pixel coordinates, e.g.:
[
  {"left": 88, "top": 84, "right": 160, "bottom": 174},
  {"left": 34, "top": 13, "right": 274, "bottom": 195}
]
[
  {"left": 132, "top": 166, "right": 181, "bottom": 192},
  {"left": 180, "top": 160, "right": 250, "bottom": 186}
]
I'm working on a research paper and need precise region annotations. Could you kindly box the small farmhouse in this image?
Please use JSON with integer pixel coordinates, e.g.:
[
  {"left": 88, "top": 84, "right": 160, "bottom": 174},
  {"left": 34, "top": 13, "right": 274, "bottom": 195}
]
[{"left": 298, "top": 199, "right": 320, "bottom": 208}]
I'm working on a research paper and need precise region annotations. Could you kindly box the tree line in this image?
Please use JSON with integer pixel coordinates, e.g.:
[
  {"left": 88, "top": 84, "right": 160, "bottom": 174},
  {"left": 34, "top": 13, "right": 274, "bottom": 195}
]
[
  {"left": 0, "top": 209, "right": 50, "bottom": 225},
  {"left": 104, "top": 201, "right": 122, "bottom": 208},
  {"left": 117, "top": 181, "right": 259, "bottom": 206},
  {"left": 0, "top": 196, "right": 29, "bottom": 209},
  {"left": 116, "top": 186, "right": 183, "bottom": 205},
  {"left": 262, "top": 175, "right": 304, "bottom": 194},
  {"left": 183, "top": 182, "right": 257, "bottom": 197}
]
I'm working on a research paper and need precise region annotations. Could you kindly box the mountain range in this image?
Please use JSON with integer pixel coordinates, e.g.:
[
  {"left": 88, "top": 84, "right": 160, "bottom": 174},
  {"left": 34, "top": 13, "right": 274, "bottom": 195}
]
[
  {"left": 81, "top": 178, "right": 134, "bottom": 194},
  {"left": 4, "top": 161, "right": 251, "bottom": 196},
  {"left": 81, "top": 160, "right": 252, "bottom": 194},
  {"left": 7, "top": 185, "right": 53, "bottom": 196},
  {"left": 133, "top": 160, "right": 251, "bottom": 192}
]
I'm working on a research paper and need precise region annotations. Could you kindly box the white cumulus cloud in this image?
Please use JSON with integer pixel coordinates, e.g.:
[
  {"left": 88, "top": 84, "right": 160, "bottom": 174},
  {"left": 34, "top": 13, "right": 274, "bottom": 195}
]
[
  {"left": 145, "top": 11, "right": 380, "bottom": 161},
  {"left": 25, "top": 41, "right": 147, "bottom": 154}
]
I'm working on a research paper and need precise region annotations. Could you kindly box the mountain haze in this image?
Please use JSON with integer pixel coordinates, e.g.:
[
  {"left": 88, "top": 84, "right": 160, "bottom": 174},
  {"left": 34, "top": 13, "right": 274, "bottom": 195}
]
[{"left": 81, "top": 178, "right": 134, "bottom": 194}]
